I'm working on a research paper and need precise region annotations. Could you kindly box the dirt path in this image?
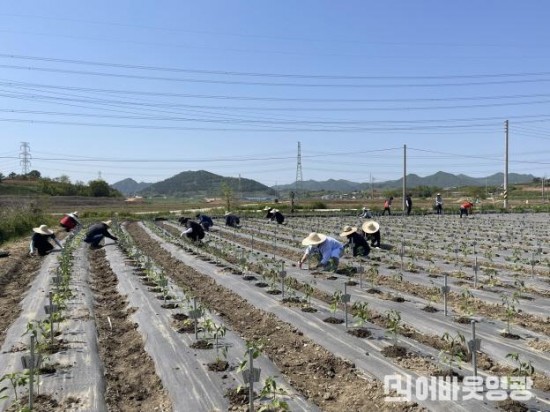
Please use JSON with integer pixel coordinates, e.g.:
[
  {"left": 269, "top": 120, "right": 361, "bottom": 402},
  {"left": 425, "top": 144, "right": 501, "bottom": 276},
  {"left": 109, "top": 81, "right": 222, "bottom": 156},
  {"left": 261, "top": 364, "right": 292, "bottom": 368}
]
[
  {"left": 0, "top": 239, "right": 43, "bottom": 347},
  {"left": 88, "top": 248, "right": 172, "bottom": 412},
  {"left": 127, "top": 222, "right": 422, "bottom": 412}
]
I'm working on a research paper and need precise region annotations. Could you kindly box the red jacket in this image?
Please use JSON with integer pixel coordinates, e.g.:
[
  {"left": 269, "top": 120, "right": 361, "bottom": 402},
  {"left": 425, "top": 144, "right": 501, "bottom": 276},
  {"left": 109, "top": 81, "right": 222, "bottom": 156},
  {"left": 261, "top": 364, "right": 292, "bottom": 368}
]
[{"left": 461, "top": 202, "right": 474, "bottom": 210}]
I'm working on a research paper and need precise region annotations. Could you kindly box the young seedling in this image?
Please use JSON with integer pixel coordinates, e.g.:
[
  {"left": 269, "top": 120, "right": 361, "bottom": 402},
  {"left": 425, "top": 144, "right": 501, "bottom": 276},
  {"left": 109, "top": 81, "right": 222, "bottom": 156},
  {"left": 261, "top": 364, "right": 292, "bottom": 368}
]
[
  {"left": 258, "top": 376, "right": 289, "bottom": 412},
  {"left": 0, "top": 371, "right": 29, "bottom": 406},
  {"left": 459, "top": 288, "right": 474, "bottom": 316},
  {"left": 367, "top": 266, "right": 380, "bottom": 291},
  {"left": 501, "top": 292, "right": 520, "bottom": 336},
  {"left": 506, "top": 352, "right": 535, "bottom": 377},
  {"left": 302, "top": 282, "right": 315, "bottom": 309},
  {"left": 352, "top": 301, "right": 371, "bottom": 328},
  {"left": 385, "top": 310, "right": 402, "bottom": 346},
  {"left": 439, "top": 332, "right": 466, "bottom": 374},
  {"left": 329, "top": 290, "right": 343, "bottom": 316}
]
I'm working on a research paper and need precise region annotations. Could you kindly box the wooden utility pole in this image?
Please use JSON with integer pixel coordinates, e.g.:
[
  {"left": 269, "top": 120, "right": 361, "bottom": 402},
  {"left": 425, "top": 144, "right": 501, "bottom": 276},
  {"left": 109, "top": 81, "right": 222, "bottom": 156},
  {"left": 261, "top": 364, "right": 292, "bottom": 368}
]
[{"left": 403, "top": 144, "right": 407, "bottom": 214}]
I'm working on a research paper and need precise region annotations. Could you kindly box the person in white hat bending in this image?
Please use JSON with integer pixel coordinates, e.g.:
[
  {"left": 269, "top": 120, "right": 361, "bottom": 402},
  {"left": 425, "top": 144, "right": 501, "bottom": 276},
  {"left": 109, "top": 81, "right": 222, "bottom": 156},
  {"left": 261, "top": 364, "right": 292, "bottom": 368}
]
[
  {"left": 59, "top": 211, "right": 81, "bottom": 232},
  {"left": 84, "top": 220, "right": 118, "bottom": 249},
  {"left": 299, "top": 233, "right": 344, "bottom": 270},
  {"left": 358, "top": 207, "right": 373, "bottom": 219},
  {"left": 340, "top": 226, "right": 370, "bottom": 257},
  {"left": 264, "top": 206, "right": 285, "bottom": 224},
  {"left": 362, "top": 220, "right": 381, "bottom": 249},
  {"left": 30, "top": 224, "right": 63, "bottom": 256}
]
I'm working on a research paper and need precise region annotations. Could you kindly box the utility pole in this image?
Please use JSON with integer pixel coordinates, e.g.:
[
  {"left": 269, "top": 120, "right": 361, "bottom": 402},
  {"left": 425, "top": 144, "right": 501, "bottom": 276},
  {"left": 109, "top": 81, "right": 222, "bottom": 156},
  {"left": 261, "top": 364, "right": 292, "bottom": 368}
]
[
  {"left": 543, "top": 175, "right": 546, "bottom": 202},
  {"left": 504, "top": 120, "right": 509, "bottom": 209},
  {"left": 295, "top": 141, "right": 303, "bottom": 198},
  {"left": 19, "top": 142, "right": 31, "bottom": 175},
  {"left": 403, "top": 144, "right": 407, "bottom": 214},
  {"left": 238, "top": 174, "right": 242, "bottom": 201},
  {"left": 370, "top": 173, "right": 374, "bottom": 199}
]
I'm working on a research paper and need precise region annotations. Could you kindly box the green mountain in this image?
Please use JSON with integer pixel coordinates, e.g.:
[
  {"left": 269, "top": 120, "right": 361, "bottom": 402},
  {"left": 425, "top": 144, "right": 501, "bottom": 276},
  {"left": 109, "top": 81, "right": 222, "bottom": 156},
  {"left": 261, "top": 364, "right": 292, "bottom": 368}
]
[
  {"left": 275, "top": 171, "right": 536, "bottom": 192},
  {"left": 111, "top": 178, "right": 152, "bottom": 196},
  {"left": 136, "top": 170, "right": 277, "bottom": 198}
]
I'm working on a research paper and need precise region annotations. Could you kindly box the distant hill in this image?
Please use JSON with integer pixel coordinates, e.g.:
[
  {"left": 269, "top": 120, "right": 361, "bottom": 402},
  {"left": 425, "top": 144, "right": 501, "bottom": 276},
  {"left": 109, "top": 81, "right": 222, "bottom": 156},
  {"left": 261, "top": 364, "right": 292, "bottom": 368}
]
[
  {"left": 275, "top": 171, "right": 536, "bottom": 192},
  {"left": 136, "top": 170, "right": 277, "bottom": 198},
  {"left": 111, "top": 178, "right": 152, "bottom": 196}
]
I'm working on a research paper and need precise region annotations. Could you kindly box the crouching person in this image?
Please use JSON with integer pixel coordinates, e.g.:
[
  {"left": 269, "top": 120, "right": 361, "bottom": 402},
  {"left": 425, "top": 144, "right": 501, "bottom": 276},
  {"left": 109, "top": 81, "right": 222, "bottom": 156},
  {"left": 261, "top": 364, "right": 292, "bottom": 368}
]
[
  {"left": 30, "top": 225, "right": 63, "bottom": 256},
  {"left": 224, "top": 211, "right": 241, "bottom": 228},
  {"left": 59, "top": 211, "right": 81, "bottom": 232},
  {"left": 299, "top": 232, "right": 344, "bottom": 271},
  {"left": 340, "top": 225, "right": 370, "bottom": 257},
  {"left": 180, "top": 218, "right": 205, "bottom": 242},
  {"left": 84, "top": 220, "right": 118, "bottom": 249}
]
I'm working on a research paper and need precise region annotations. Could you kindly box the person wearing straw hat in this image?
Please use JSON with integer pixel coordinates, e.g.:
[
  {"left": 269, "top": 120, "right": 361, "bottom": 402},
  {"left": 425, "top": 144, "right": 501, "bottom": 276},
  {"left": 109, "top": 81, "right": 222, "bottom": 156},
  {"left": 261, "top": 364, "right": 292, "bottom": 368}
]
[
  {"left": 299, "top": 232, "right": 344, "bottom": 270},
  {"left": 340, "top": 226, "right": 370, "bottom": 258},
  {"left": 362, "top": 220, "right": 381, "bottom": 249},
  {"left": 358, "top": 206, "right": 373, "bottom": 219},
  {"left": 264, "top": 206, "right": 285, "bottom": 225},
  {"left": 84, "top": 220, "right": 118, "bottom": 249},
  {"left": 224, "top": 211, "right": 241, "bottom": 228},
  {"left": 59, "top": 211, "right": 81, "bottom": 232},
  {"left": 30, "top": 224, "right": 63, "bottom": 256}
]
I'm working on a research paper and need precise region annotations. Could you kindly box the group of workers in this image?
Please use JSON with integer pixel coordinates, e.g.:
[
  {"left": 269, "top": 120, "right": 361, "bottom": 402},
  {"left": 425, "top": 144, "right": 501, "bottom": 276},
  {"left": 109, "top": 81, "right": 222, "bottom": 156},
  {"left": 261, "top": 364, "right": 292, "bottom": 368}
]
[
  {"left": 30, "top": 197, "right": 474, "bottom": 273},
  {"left": 30, "top": 211, "right": 118, "bottom": 256},
  {"left": 375, "top": 193, "right": 474, "bottom": 217},
  {"left": 178, "top": 207, "right": 286, "bottom": 242},
  {"left": 298, "top": 219, "right": 381, "bottom": 271}
]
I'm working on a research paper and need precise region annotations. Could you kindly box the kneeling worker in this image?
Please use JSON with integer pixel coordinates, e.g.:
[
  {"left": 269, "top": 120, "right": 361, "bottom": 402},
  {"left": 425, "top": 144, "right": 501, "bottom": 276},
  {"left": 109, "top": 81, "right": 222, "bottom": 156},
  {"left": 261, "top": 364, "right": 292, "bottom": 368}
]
[
  {"left": 340, "top": 225, "right": 370, "bottom": 257},
  {"left": 180, "top": 217, "right": 205, "bottom": 242},
  {"left": 30, "top": 225, "right": 63, "bottom": 256},
  {"left": 298, "top": 232, "right": 344, "bottom": 271},
  {"left": 362, "top": 220, "right": 381, "bottom": 249}
]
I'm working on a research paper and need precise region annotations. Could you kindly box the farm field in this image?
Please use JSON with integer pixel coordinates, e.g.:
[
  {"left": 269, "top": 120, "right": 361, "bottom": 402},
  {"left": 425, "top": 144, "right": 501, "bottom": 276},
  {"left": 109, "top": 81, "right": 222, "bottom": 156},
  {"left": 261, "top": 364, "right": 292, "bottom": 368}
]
[{"left": 0, "top": 212, "right": 549, "bottom": 412}]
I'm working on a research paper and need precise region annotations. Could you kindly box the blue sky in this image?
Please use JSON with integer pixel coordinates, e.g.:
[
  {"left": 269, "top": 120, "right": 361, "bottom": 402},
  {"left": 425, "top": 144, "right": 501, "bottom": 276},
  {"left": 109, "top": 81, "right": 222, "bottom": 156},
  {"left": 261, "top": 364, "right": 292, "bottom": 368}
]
[{"left": 1, "top": 1, "right": 549, "bottom": 186}]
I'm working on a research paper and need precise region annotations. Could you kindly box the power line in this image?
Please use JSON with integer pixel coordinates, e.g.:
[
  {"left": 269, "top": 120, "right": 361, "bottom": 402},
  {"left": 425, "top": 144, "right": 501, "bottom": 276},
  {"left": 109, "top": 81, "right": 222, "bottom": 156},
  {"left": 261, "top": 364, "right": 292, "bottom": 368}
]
[
  {"left": 3, "top": 53, "right": 550, "bottom": 80},
  {"left": 4, "top": 79, "right": 550, "bottom": 103},
  {"left": 3, "top": 63, "right": 550, "bottom": 88}
]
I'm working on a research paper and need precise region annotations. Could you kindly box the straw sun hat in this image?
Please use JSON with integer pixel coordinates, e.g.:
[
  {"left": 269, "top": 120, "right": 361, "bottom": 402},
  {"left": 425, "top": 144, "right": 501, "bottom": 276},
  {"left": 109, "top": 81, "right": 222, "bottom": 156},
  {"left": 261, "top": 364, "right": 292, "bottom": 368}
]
[
  {"left": 339, "top": 226, "right": 358, "bottom": 237},
  {"left": 33, "top": 225, "right": 53, "bottom": 235},
  {"left": 302, "top": 232, "right": 327, "bottom": 246},
  {"left": 102, "top": 220, "right": 112, "bottom": 227},
  {"left": 224, "top": 211, "right": 231, "bottom": 216},
  {"left": 362, "top": 220, "right": 380, "bottom": 234},
  {"left": 263, "top": 206, "right": 272, "bottom": 211}
]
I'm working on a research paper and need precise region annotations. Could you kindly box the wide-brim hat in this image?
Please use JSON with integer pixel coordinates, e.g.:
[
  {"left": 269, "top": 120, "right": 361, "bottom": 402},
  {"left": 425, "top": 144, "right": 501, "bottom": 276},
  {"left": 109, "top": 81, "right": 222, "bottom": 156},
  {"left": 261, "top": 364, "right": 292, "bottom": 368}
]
[
  {"left": 302, "top": 232, "right": 327, "bottom": 246},
  {"left": 339, "top": 226, "right": 357, "bottom": 237},
  {"left": 271, "top": 209, "right": 279, "bottom": 213},
  {"left": 33, "top": 224, "right": 53, "bottom": 235},
  {"left": 72, "top": 211, "right": 79, "bottom": 216},
  {"left": 102, "top": 220, "right": 112, "bottom": 227},
  {"left": 68, "top": 212, "right": 79, "bottom": 219},
  {"left": 263, "top": 206, "right": 272, "bottom": 211},
  {"left": 362, "top": 220, "right": 380, "bottom": 234}
]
